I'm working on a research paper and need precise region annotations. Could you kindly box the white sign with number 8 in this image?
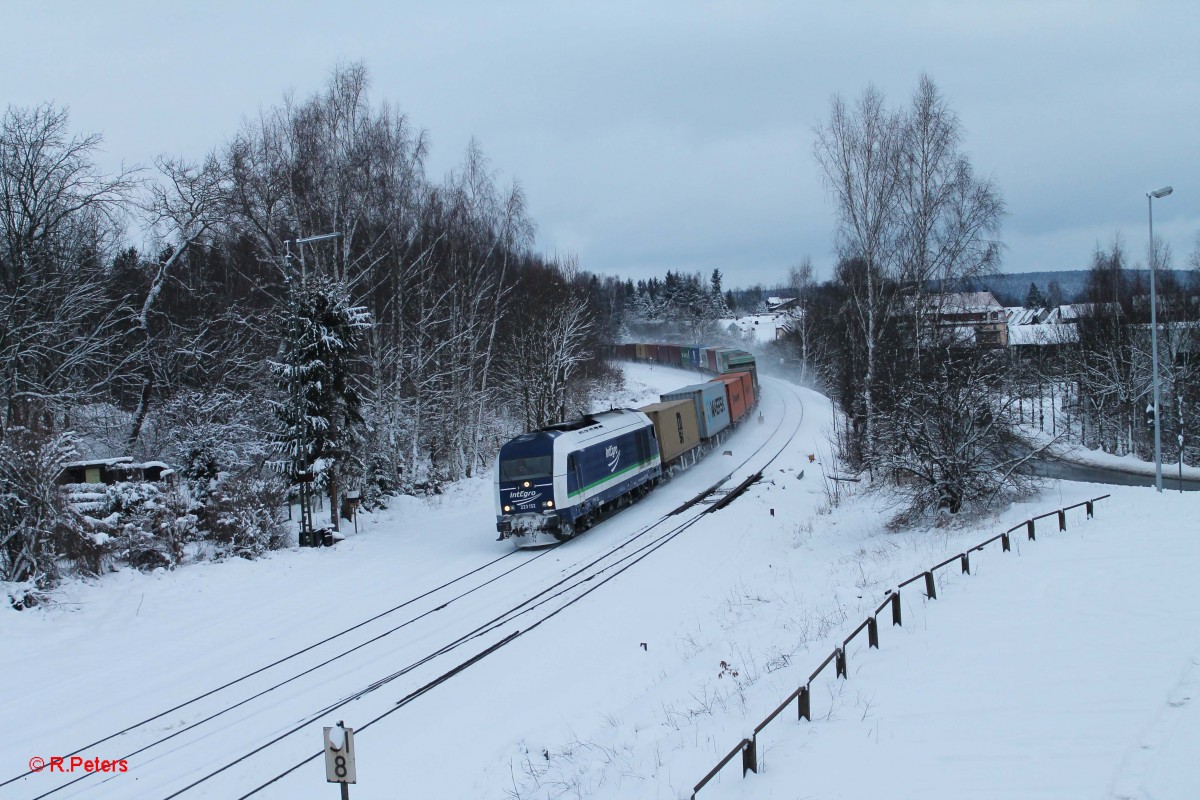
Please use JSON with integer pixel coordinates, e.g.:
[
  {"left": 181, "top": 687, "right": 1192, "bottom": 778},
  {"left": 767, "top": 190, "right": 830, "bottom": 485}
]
[{"left": 324, "top": 724, "right": 357, "bottom": 784}]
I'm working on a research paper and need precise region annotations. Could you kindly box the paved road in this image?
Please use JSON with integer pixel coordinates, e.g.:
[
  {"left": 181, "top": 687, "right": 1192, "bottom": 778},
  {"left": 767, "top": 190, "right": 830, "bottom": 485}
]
[{"left": 1025, "top": 457, "right": 1200, "bottom": 492}]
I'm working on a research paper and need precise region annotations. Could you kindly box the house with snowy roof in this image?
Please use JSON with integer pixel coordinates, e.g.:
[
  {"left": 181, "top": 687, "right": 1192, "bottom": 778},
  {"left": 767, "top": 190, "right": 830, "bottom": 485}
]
[{"left": 916, "top": 291, "right": 1008, "bottom": 347}]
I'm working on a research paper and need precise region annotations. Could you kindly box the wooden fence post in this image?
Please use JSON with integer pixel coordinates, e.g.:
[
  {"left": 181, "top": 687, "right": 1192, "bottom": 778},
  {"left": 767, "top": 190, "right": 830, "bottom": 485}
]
[
  {"left": 835, "top": 647, "right": 847, "bottom": 678},
  {"left": 1086, "top": 500, "right": 1094, "bottom": 519},
  {"left": 1026, "top": 519, "right": 1036, "bottom": 541},
  {"left": 867, "top": 616, "right": 879, "bottom": 648},
  {"left": 798, "top": 684, "right": 811, "bottom": 721},
  {"left": 1058, "top": 509, "right": 1066, "bottom": 531},
  {"left": 924, "top": 571, "right": 937, "bottom": 600},
  {"left": 1002, "top": 532, "right": 1010, "bottom": 552},
  {"left": 960, "top": 552, "right": 970, "bottom": 574},
  {"left": 891, "top": 591, "right": 902, "bottom": 626}
]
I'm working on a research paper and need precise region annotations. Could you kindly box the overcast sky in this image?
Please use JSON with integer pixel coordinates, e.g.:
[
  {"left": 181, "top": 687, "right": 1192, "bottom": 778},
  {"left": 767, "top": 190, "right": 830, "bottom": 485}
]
[{"left": 4, "top": 1, "right": 1197, "bottom": 288}]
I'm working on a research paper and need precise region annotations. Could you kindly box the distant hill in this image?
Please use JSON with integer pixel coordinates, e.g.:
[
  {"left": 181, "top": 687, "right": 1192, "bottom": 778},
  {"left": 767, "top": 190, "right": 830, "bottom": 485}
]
[
  {"left": 731, "top": 269, "right": 1193, "bottom": 309},
  {"left": 959, "top": 271, "right": 1090, "bottom": 306},
  {"left": 960, "top": 269, "right": 1194, "bottom": 307}
]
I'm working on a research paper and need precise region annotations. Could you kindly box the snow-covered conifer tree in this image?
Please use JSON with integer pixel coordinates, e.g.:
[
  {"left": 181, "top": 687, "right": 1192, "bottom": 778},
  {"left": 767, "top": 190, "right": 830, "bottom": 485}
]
[{"left": 271, "top": 276, "right": 372, "bottom": 530}]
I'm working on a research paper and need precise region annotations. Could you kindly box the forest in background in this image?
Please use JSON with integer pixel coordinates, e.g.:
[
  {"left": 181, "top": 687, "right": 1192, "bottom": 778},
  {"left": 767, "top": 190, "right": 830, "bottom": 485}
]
[{"left": 1, "top": 64, "right": 633, "bottom": 596}]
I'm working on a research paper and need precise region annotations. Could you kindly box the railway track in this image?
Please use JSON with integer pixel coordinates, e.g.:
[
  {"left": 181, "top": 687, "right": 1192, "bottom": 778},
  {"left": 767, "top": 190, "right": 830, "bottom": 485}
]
[{"left": 7, "top": 377, "right": 805, "bottom": 800}]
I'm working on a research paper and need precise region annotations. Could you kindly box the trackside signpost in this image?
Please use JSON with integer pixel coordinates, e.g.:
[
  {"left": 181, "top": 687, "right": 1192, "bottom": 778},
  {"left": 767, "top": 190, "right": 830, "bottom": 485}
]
[{"left": 323, "top": 721, "right": 356, "bottom": 798}]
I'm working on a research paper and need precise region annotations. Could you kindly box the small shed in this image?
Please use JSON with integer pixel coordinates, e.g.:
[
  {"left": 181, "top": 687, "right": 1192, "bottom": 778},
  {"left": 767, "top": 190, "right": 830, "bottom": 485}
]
[{"left": 59, "top": 458, "right": 176, "bottom": 486}]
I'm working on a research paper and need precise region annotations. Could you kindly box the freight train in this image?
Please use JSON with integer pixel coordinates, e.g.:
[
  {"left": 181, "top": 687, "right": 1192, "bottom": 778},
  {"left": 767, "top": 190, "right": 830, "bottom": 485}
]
[{"left": 494, "top": 345, "right": 758, "bottom": 547}]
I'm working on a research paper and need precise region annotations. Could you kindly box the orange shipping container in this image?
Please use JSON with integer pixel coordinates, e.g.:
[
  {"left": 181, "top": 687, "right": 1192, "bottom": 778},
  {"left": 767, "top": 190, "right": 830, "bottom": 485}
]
[
  {"left": 711, "top": 374, "right": 747, "bottom": 424},
  {"left": 728, "top": 371, "right": 755, "bottom": 410}
]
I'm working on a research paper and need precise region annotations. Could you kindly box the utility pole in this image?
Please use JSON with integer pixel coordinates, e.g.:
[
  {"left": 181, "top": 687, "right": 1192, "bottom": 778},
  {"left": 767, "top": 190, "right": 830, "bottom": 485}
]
[{"left": 1146, "top": 186, "right": 1172, "bottom": 493}]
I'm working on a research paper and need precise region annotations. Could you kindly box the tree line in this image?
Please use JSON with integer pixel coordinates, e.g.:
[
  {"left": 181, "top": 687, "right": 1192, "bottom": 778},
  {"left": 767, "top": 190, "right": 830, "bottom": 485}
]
[{"left": 0, "top": 63, "right": 614, "bottom": 595}]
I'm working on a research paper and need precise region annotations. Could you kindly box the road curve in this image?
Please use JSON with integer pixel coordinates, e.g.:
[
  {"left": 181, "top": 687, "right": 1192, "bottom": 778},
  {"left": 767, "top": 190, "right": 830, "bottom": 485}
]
[{"left": 1025, "top": 457, "right": 1200, "bottom": 492}]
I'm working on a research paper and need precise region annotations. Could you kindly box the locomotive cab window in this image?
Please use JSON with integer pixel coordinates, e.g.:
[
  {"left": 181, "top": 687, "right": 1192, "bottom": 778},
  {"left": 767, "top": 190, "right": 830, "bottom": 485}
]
[{"left": 499, "top": 456, "right": 552, "bottom": 482}]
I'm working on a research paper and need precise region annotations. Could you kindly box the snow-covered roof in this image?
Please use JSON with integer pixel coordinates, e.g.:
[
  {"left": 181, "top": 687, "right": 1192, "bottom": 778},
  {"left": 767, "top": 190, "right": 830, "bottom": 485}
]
[
  {"left": 1005, "top": 306, "right": 1065, "bottom": 325},
  {"left": 1004, "top": 307, "right": 1038, "bottom": 326},
  {"left": 1059, "top": 302, "right": 1121, "bottom": 320},
  {"left": 1008, "top": 324, "right": 1078, "bottom": 346},
  {"left": 929, "top": 291, "right": 1003, "bottom": 313},
  {"left": 63, "top": 457, "right": 134, "bottom": 469}
]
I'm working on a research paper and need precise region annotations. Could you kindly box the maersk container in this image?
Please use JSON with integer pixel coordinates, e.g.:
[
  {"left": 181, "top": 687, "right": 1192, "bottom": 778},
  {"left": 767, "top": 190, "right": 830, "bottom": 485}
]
[
  {"left": 638, "top": 398, "right": 701, "bottom": 466},
  {"left": 711, "top": 374, "right": 748, "bottom": 424},
  {"left": 661, "top": 382, "right": 731, "bottom": 440}
]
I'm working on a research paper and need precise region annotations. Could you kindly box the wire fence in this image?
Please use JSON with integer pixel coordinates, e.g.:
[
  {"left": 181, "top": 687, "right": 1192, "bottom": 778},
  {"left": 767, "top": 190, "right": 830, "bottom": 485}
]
[{"left": 689, "top": 494, "right": 1111, "bottom": 799}]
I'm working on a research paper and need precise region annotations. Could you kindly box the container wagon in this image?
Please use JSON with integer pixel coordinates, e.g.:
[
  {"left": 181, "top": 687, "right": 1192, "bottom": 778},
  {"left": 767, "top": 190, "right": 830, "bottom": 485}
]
[
  {"left": 661, "top": 382, "right": 731, "bottom": 440},
  {"left": 638, "top": 399, "right": 703, "bottom": 473},
  {"left": 711, "top": 374, "right": 748, "bottom": 424}
]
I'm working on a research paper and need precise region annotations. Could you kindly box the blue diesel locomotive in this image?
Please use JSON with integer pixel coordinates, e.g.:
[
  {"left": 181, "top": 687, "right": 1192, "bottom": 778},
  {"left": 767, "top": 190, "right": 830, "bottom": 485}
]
[
  {"left": 494, "top": 343, "right": 758, "bottom": 547},
  {"left": 494, "top": 409, "right": 662, "bottom": 545}
]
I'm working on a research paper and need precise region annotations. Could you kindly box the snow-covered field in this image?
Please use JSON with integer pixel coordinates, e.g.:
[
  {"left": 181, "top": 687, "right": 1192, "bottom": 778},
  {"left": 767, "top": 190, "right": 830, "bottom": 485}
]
[{"left": 2, "top": 365, "right": 1195, "bottom": 799}]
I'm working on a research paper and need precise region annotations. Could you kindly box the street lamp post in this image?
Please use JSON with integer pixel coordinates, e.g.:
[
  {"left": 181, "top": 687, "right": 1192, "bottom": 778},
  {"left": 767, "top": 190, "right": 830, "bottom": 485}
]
[
  {"left": 1146, "top": 186, "right": 1172, "bottom": 493},
  {"left": 283, "top": 231, "right": 343, "bottom": 546}
]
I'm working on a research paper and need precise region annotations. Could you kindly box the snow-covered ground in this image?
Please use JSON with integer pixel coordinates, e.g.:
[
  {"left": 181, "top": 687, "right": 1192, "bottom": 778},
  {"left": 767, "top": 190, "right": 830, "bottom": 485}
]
[
  {"left": 719, "top": 314, "right": 787, "bottom": 345},
  {"left": 1, "top": 364, "right": 1195, "bottom": 800},
  {"left": 702, "top": 485, "right": 1200, "bottom": 800}
]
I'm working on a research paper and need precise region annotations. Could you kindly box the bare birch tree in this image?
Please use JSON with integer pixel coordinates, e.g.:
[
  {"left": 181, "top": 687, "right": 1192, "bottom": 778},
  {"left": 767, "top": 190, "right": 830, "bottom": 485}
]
[
  {"left": 814, "top": 87, "right": 903, "bottom": 462},
  {"left": 0, "top": 103, "right": 137, "bottom": 440}
]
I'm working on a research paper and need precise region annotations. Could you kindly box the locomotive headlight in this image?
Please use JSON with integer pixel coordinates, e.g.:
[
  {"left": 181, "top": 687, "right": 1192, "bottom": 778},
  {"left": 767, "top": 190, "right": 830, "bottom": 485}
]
[
  {"left": 523, "top": 481, "right": 531, "bottom": 488},
  {"left": 503, "top": 505, "right": 512, "bottom": 513},
  {"left": 544, "top": 500, "right": 554, "bottom": 508}
]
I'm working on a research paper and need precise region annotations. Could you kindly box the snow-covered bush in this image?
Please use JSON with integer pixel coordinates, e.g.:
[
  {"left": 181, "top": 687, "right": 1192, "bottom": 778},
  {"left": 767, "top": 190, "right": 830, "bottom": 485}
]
[
  {"left": 60, "top": 480, "right": 198, "bottom": 573},
  {"left": 0, "top": 428, "right": 85, "bottom": 592},
  {"left": 105, "top": 481, "right": 197, "bottom": 569},
  {"left": 196, "top": 475, "right": 291, "bottom": 558}
]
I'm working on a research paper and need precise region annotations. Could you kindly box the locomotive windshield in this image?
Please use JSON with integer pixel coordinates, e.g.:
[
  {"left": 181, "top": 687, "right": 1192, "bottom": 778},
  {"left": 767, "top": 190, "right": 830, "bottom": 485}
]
[{"left": 499, "top": 455, "right": 552, "bottom": 482}]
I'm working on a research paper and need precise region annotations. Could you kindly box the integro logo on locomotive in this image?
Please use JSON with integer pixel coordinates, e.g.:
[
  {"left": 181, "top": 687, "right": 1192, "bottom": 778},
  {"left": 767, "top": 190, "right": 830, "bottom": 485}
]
[
  {"left": 605, "top": 444, "right": 620, "bottom": 472},
  {"left": 510, "top": 489, "right": 540, "bottom": 503}
]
